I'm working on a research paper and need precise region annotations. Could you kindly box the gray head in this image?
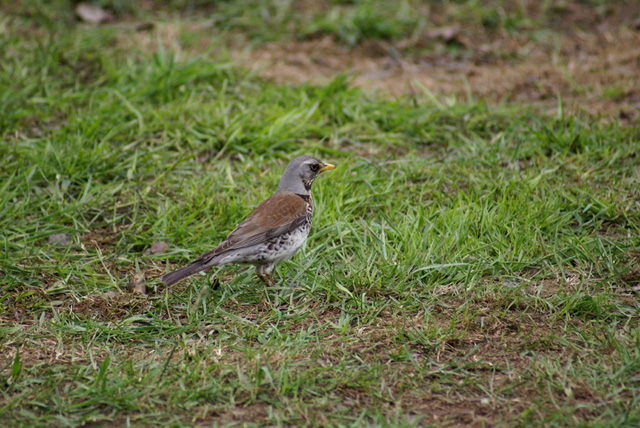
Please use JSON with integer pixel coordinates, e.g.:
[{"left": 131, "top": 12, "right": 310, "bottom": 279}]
[{"left": 276, "top": 155, "right": 336, "bottom": 194}]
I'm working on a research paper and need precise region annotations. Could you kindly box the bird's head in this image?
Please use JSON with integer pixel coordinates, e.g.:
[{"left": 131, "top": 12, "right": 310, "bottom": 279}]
[{"left": 277, "top": 155, "right": 336, "bottom": 194}]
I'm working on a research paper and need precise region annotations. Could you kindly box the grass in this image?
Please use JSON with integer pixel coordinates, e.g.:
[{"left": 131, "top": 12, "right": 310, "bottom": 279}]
[{"left": 1, "top": 1, "right": 640, "bottom": 427}]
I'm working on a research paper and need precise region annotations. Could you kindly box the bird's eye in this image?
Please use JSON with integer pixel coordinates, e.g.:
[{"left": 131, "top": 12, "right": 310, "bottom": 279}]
[{"left": 310, "top": 164, "right": 320, "bottom": 172}]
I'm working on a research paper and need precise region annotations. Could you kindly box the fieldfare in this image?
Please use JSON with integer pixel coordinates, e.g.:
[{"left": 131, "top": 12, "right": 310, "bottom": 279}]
[{"left": 161, "top": 155, "right": 336, "bottom": 287}]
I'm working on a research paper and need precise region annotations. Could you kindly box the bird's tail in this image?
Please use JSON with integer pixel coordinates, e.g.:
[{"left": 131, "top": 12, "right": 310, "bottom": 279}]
[{"left": 161, "top": 259, "right": 213, "bottom": 287}]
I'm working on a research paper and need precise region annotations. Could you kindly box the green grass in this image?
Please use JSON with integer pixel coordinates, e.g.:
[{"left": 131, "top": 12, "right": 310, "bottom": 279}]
[{"left": 1, "top": 2, "right": 640, "bottom": 427}]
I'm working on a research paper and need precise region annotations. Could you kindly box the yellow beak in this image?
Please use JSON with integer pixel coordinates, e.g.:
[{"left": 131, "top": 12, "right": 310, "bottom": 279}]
[{"left": 319, "top": 163, "right": 336, "bottom": 173}]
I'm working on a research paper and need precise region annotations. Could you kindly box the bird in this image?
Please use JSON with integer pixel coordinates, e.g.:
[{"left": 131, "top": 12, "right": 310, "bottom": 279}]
[{"left": 161, "top": 155, "right": 336, "bottom": 287}]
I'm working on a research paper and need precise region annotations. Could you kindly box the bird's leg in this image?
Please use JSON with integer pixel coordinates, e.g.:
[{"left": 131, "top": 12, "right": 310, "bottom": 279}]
[
  {"left": 255, "top": 273, "right": 272, "bottom": 306},
  {"left": 265, "top": 273, "right": 281, "bottom": 307},
  {"left": 266, "top": 273, "right": 276, "bottom": 286},
  {"left": 257, "top": 273, "right": 270, "bottom": 286}
]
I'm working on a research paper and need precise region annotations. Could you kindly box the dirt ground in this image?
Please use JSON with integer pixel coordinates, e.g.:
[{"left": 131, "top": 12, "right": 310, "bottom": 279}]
[{"left": 233, "top": 1, "right": 640, "bottom": 122}]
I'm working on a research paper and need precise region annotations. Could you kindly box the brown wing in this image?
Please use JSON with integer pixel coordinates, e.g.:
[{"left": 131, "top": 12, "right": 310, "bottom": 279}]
[{"left": 196, "top": 192, "right": 309, "bottom": 260}]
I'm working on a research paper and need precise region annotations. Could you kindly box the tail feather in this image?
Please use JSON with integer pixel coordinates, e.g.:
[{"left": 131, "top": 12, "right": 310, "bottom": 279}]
[{"left": 162, "top": 260, "right": 212, "bottom": 286}]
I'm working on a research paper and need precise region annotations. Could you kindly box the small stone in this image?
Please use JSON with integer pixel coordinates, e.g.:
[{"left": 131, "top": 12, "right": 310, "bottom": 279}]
[
  {"left": 48, "top": 233, "right": 71, "bottom": 246},
  {"left": 129, "top": 272, "right": 147, "bottom": 295},
  {"left": 144, "top": 241, "right": 170, "bottom": 255},
  {"left": 103, "top": 290, "right": 119, "bottom": 299},
  {"left": 76, "top": 3, "right": 113, "bottom": 24},
  {"left": 425, "top": 25, "right": 461, "bottom": 42}
]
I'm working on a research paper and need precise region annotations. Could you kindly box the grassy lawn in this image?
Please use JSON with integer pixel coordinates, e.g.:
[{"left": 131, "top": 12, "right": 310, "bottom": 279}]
[{"left": 1, "top": 1, "right": 640, "bottom": 427}]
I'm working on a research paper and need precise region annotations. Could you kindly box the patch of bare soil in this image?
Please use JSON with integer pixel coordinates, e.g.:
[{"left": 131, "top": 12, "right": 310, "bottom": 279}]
[{"left": 236, "top": 2, "right": 640, "bottom": 122}]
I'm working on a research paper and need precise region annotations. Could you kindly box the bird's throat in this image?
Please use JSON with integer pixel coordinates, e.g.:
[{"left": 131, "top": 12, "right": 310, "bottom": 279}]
[{"left": 303, "top": 179, "right": 313, "bottom": 191}]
